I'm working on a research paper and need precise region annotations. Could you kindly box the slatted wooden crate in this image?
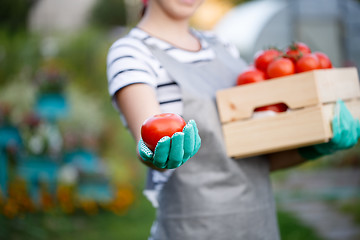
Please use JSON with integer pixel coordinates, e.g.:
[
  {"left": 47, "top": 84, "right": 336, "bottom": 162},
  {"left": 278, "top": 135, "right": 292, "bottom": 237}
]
[{"left": 216, "top": 67, "right": 360, "bottom": 159}]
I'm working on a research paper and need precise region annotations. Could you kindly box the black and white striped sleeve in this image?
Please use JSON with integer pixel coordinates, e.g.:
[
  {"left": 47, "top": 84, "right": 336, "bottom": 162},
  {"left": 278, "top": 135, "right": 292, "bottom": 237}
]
[{"left": 106, "top": 39, "right": 158, "bottom": 96}]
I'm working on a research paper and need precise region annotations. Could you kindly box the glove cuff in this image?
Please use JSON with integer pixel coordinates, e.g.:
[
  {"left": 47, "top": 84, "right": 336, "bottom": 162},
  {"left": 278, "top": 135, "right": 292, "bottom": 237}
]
[{"left": 298, "top": 146, "right": 324, "bottom": 161}]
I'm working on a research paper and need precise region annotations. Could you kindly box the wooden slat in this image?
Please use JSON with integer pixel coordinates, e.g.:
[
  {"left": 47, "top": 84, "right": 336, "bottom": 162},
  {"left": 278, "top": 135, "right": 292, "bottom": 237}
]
[
  {"left": 216, "top": 71, "right": 319, "bottom": 123},
  {"left": 216, "top": 67, "right": 360, "bottom": 124},
  {"left": 222, "top": 106, "right": 329, "bottom": 158},
  {"left": 316, "top": 68, "right": 360, "bottom": 103}
]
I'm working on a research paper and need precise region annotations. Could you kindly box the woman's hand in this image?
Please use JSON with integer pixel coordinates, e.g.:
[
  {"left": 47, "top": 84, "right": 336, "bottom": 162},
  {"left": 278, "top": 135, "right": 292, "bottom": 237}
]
[
  {"left": 299, "top": 100, "right": 360, "bottom": 160},
  {"left": 138, "top": 120, "right": 201, "bottom": 169},
  {"left": 270, "top": 100, "right": 360, "bottom": 171}
]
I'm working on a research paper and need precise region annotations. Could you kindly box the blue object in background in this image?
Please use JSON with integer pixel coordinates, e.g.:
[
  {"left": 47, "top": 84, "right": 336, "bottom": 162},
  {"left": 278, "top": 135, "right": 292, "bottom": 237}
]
[
  {"left": 64, "top": 149, "right": 114, "bottom": 202},
  {"left": 64, "top": 149, "right": 101, "bottom": 174},
  {"left": 0, "top": 125, "right": 23, "bottom": 149},
  {"left": 78, "top": 182, "right": 114, "bottom": 202},
  {"left": 35, "top": 93, "right": 69, "bottom": 121},
  {"left": 0, "top": 125, "right": 23, "bottom": 197},
  {"left": 0, "top": 150, "right": 7, "bottom": 198},
  {"left": 17, "top": 155, "right": 59, "bottom": 205}
]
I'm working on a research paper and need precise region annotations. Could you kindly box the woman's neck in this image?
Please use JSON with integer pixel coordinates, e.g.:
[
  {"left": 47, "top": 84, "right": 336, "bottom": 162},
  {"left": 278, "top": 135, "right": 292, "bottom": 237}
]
[{"left": 137, "top": 9, "right": 201, "bottom": 51}]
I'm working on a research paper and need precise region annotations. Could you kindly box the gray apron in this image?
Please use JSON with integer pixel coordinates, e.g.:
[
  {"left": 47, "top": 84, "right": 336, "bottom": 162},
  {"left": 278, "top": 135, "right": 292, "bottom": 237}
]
[{"left": 144, "top": 34, "right": 280, "bottom": 240}]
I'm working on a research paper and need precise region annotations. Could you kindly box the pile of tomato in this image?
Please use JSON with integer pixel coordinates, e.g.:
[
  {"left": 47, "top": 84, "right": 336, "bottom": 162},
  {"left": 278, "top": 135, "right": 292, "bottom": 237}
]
[{"left": 236, "top": 42, "right": 333, "bottom": 113}]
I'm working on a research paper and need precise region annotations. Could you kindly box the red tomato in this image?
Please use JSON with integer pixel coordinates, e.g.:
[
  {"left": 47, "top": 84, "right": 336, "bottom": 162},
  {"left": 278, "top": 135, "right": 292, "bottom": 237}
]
[
  {"left": 254, "top": 49, "right": 283, "bottom": 73},
  {"left": 141, "top": 113, "right": 186, "bottom": 152},
  {"left": 255, "top": 103, "right": 288, "bottom": 113},
  {"left": 236, "top": 68, "right": 266, "bottom": 85},
  {"left": 285, "top": 42, "right": 311, "bottom": 62},
  {"left": 266, "top": 58, "right": 295, "bottom": 79},
  {"left": 295, "top": 53, "right": 320, "bottom": 73},
  {"left": 313, "top": 52, "right": 333, "bottom": 69}
]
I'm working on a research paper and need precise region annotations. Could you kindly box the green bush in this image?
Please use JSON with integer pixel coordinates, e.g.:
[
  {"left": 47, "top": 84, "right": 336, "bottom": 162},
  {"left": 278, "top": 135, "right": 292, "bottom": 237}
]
[
  {"left": 340, "top": 198, "right": 360, "bottom": 225},
  {"left": 277, "top": 209, "right": 324, "bottom": 240},
  {"left": 90, "top": 0, "right": 127, "bottom": 29},
  {"left": 0, "top": 30, "right": 42, "bottom": 86},
  {"left": 57, "top": 28, "right": 111, "bottom": 97},
  {"left": 0, "top": 0, "right": 38, "bottom": 33},
  {"left": 0, "top": 192, "right": 155, "bottom": 240}
]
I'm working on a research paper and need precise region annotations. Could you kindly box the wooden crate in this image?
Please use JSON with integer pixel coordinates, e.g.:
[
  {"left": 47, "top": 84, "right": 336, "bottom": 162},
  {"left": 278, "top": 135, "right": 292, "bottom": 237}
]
[{"left": 216, "top": 67, "right": 360, "bottom": 159}]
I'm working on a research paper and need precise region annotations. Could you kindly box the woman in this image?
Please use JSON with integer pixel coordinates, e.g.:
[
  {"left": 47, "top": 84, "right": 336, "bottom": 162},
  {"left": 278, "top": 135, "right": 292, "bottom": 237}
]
[{"left": 106, "top": 0, "right": 360, "bottom": 239}]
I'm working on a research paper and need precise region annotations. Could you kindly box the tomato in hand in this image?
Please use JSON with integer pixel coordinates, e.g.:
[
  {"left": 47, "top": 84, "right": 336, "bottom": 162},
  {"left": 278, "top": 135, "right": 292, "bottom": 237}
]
[
  {"left": 141, "top": 113, "right": 186, "bottom": 152},
  {"left": 285, "top": 42, "right": 311, "bottom": 62},
  {"left": 313, "top": 52, "right": 333, "bottom": 69},
  {"left": 254, "top": 49, "right": 283, "bottom": 74},
  {"left": 255, "top": 103, "right": 288, "bottom": 113},
  {"left": 236, "top": 68, "right": 266, "bottom": 85},
  {"left": 266, "top": 58, "right": 295, "bottom": 79},
  {"left": 295, "top": 53, "right": 320, "bottom": 73}
]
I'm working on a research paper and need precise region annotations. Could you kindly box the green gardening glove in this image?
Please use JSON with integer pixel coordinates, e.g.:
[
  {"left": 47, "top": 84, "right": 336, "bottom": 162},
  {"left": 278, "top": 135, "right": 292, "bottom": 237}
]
[
  {"left": 138, "top": 120, "right": 201, "bottom": 169},
  {"left": 299, "top": 100, "right": 360, "bottom": 160}
]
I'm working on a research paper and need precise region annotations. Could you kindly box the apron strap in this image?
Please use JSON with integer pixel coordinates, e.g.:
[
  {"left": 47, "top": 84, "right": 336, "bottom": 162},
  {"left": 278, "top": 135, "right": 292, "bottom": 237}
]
[{"left": 191, "top": 29, "right": 248, "bottom": 74}]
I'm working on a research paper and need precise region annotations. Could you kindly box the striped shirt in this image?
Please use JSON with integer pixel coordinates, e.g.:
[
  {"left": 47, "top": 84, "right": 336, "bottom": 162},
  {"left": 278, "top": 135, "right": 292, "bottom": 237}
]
[
  {"left": 107, "top": 27, "right": 240, "bottom": 208},
  {"left": 107, "top": 27, "right": 239, "bottom": 119}
]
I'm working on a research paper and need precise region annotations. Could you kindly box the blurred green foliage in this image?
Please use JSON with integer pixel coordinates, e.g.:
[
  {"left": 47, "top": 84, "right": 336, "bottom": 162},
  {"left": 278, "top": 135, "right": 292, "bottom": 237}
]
[
  {"left": 57, "top": 28, "right": 110, "bottom": 97},
  {"left": 0, "top": 0, "right": 38, "bottom": 33},
  {"left": 90, "top": 0, "right": 127, "bottom": 29},
  {"left": 277, "top": 209, "right": 324, "bottom": 240},
  {"left": 340, "top": 198, "right": 360, "bottom": 225},
  {"left": 0, "top": 192, "right": 155, "bottom": 240},
  {"left": 0, "top": 25, "right": 145, "bottom": 188},
  {"left": 0, "top": 30, "right": 42, "bottom": 86}
]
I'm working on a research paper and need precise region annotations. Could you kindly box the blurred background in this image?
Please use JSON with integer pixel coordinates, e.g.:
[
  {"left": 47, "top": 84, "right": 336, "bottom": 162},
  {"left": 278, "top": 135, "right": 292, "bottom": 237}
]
[{"left": 0, "top": 0, "right": 359, "bottom": 239}]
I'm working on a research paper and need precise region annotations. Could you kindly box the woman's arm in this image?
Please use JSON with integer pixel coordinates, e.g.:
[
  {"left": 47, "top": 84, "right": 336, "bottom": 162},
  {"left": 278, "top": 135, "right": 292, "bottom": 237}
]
[
  {"left": 267, "top": 149, "right": 307, "bottom": 172},
  {"left": 115, "top": 83, "right": 165, "bottom": 171}
]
